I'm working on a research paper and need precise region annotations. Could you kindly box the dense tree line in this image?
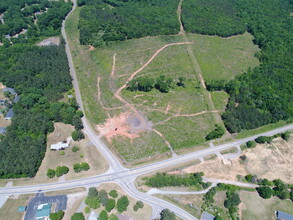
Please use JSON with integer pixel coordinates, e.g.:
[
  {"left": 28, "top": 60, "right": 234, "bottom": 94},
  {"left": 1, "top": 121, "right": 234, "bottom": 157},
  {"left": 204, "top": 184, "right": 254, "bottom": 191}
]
[
  {"left": 145, "top": 172, "right": 210, "bottom": 189},
  {"left": 205, "top": 124, "right": 225, "bottom": 140},
  {"left": 78, "top": 0, "right": 180, "bottom": 46},
  {"left": 0, "top": 0, "right": 75, "bottom": 178},
  {"left": 192, "top": 0, "right": 293, "bottom": 133},
  {"left": 182, "top": 0, "right": 246, "bottom": 37},
  {"left": 0, "top": 0, "right": 71, "bottom": 43}
]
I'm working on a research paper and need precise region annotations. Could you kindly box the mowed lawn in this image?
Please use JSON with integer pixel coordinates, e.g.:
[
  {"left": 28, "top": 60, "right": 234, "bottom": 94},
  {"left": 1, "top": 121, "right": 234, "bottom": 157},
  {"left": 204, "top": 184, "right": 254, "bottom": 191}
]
[
  {"left": 240, "top": 191, "right": 293, "bottom": 220},
  {"left": 66, "top": 6, "right": 259, "bottom": 162}
]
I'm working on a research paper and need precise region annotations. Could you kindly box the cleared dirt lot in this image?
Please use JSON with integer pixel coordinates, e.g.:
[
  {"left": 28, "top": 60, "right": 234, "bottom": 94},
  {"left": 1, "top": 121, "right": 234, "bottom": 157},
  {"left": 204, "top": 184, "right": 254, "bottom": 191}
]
[{"left": 171, "top": 137, "right": 293, "bottom": 183}]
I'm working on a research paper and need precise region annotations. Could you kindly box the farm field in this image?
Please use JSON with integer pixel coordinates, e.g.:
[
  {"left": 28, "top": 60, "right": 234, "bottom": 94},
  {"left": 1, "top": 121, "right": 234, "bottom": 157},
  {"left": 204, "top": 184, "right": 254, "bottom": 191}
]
[{"left": 66, "top": 6, "right": 259, "bottom": 163}]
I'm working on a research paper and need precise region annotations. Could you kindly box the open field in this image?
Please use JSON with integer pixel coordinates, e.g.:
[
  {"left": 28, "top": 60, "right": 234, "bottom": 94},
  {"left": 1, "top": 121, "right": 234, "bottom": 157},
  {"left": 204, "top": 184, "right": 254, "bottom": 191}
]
[
  {"left": 170, "top": 136, "right": 293, "bottom": 183},
  {"left": 0, "top": 194, "right": 33, "bottom": 220},
  {"left": 66, "top": 6, "right": 260, "bottom": 163},
  {"left": 190, "top": 32, "right": 260, "bottom": 81},
  {"left": 240, "top": 191, "right": 293, "bottom": 220}
]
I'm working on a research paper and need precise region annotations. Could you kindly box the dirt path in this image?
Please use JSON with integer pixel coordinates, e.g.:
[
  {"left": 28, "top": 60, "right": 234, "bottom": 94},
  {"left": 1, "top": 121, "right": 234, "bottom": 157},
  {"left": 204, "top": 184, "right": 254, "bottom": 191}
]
[
  {"left": 153, "top": 129, "right": 177, "bottom": 157},
  {"left": 155, "top": 110, "right": 223, "bottom": 125},
  {"left": 115, "top": 42, "right": 194, "bottom": 96},
  {"left": 177, "top": 0, "right": 185, "bottom": 35}
]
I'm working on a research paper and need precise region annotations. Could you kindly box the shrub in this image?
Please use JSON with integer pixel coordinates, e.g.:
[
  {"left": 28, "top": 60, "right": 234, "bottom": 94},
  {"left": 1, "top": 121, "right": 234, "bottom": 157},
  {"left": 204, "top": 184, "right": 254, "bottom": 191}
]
[
  {"left": 88, "top": 187, "right": 98, "bottom": 198},
  {"left": 256, "top": 186, "right": 274, "bottom": 199},
  {"left": 99, "top": 210, "right": 108, "bottom": 220},
  {"left": 59, "top": 150, "right": 65, "bottom": 155},
  {"left": 72, "top": 146, "right": 80, "bottom": 152},
  {"left": 85, "top": 197, "right": 100, "bottom": 209},
  {"left": 246, "top": 140, "right": 256, "bottom": 148},
  {"left": 160, "top": 209, "right": 176, "bottom": 220},
  {"left": 109, "top": 190, "right": 118, "bottom": 198},
  {"left": 79, "top": 154, "right": 84, "bottom": 158},
  {"left": 46, "top": 169, "right": 55, "bottom": 178},
  {"left": 72, "top": 130, "right": 85, "bottom": 141},
  {"left": 49, "top": 210, "right": 64, "bottom": 220},
  {"left": 73, "top": 163, "right": 82, "bottom": 173},
  {"left": 109, "top": 214, "right": 119, "bottom": 220},
  {"left": 133, "top": 201, "right": 144, "bottom": 211},
  {"left": 55, "top": 166, "right": 69, "bottom": 177},
  {"left": 106, "top": 199, "right": 115, "bottom": 212},
  {"left": 224, "top": 191, "right": 241, "bottom": 209},
  {"left": 205, "top": 124, "right": 225, "bottom": 140},
  {"left": 81, "top": 162, "right": 90, "bottom": 171},
  {"left": 71, "top": 213, "right": 85, "bottom": 220},
  {"left": 98, "top": 190, "right": 108, "bottom": 206},
  {"left": 84, "top": 206, "right": 90, "bottom": 213},
  {"left": 117, "top": 196, "right": 129, "bottom": 213},
  {"left": 255, "top": 136, "right": 272, "bottom": 144},
  {"left": 281, "top": 132, "right": 290, "bottom": 141}
]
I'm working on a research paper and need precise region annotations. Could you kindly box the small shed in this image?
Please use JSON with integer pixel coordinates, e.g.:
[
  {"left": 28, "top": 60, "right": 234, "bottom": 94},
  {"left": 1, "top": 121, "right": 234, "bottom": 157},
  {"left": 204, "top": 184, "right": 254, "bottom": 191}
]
[
  {"left": 5, "top": 108, "right": 14, "bottom": 120},
  {"left": 18, "top": 206, "right": 27, "bottom": 212},
  {"left": 51, "top": 142, "right": 69, "bottom": 151},
  {"left": 276, "top": 211, "right": 293, "bottom": 220}
]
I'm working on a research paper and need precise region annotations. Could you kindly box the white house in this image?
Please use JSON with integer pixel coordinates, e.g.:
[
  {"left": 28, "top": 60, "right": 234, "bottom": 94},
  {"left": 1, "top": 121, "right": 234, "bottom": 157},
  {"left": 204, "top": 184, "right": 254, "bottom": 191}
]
[{"left": 50, "top": 142, "right": 69, "bottom": 151}]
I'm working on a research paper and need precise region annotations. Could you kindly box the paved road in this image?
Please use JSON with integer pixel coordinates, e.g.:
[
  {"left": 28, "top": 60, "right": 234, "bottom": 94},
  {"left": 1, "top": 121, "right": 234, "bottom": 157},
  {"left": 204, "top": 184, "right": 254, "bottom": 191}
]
[{"left": 2, "top": 1, "right": 292, "bottom": 219}]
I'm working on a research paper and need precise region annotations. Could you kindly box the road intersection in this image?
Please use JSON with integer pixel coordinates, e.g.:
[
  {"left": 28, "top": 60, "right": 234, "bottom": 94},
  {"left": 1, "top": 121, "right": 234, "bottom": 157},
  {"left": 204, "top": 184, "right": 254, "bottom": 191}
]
[{"left": 1, "top": 1, "right": 292, "bottom": 219}]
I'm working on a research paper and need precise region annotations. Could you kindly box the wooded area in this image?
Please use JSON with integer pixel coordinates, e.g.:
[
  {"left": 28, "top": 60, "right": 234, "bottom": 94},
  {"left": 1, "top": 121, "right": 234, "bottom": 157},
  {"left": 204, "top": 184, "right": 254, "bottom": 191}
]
[
  {"left": 186, "top": 0, "right": 292, "bottom": 133},
  {"left": 0, "top": 0, "right": 73, "bottom": 178},
  {"left": 78, "top": 0, "right": 180, "bottom": 46}
]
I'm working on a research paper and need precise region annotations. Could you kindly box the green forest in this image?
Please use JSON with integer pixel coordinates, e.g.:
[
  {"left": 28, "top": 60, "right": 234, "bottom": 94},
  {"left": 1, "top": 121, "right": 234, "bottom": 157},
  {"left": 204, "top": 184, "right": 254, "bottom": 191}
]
[
  {"left": 0, "top": 0, "right": 74, "bottom": 178},
  {"left": 78, "top": 0, "right": 180, "bottom": 46}
]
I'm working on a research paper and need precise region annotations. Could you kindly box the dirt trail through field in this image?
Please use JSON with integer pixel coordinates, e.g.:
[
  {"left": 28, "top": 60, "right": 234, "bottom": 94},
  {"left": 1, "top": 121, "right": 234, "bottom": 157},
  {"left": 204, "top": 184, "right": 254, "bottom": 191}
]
[
  {"left": 155, "top": 110, "right": 223, "bottom": 125},
  {"left": 177, "top": 0, "right": 185, "bottom": 35}
]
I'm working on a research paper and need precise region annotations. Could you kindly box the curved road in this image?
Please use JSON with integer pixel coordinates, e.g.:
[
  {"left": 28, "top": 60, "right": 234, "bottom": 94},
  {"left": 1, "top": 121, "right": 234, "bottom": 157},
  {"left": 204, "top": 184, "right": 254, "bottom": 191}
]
[{"left": 1, "top": 1, "right": 292, "bottom": 220}]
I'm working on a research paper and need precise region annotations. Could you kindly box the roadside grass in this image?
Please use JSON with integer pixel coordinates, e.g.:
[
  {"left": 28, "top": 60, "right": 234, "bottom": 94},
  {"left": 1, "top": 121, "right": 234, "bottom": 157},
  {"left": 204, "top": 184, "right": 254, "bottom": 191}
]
[
  {"left": 155, "top": 113, "right": 215, "bottom": 151},
  {"left": 189, "top": 32, "right": 260, "bottom": 81},
  {"left": 110, "top": 131, "right": 170, "bottom": 162},
  {"left": 211, "top": 91, "right": 229, "bottom": 111},
  {"left": 65, "top": 7, "right": 107, "bottom": 124},
  {"left": 235, "top": 120, "right": 290, "bottom": 139},
  {"left": 239, "top": 191, "right": 293, "bottom": 220},
  {"left": 156, "top": 194, "right": 201, "bottom": 219},
  {"left": 45, "top": 188, "right": 86, "bottom": 196},
  {"left": 220, "top": 147, "right": 238, "bottom": 154},
  {"left": 0, "top": 194, "right": 33, "bottom": 220}
]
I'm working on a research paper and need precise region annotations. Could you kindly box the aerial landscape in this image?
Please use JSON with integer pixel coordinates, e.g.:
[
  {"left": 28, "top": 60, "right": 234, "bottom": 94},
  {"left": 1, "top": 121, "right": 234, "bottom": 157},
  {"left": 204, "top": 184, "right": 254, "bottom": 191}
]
[{"left": 0, "top": 0, "right": 292, "bottom": 219}]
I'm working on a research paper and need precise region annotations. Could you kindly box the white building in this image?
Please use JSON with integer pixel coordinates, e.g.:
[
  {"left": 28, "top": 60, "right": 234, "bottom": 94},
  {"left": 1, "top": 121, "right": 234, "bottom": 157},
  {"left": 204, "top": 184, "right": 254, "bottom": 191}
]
[{"left": 50, "top": 142, "right": 69, "bottom": 151}]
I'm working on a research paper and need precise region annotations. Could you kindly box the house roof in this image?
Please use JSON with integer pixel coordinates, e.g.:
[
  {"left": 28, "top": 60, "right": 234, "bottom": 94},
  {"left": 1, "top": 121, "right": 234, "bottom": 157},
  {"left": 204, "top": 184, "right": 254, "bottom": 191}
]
[
  {"left": 200, "top": 211, "right": 215, "bottom": 220},
  {"left": 5, "top": 108, "right": 13, "bottom": 119},
  {"left": 51, "top": 142, "right": 69, "bottom": 150},
  {"left": 36, "top": 203, "right": 51, "bottom": 218},
  {"left": 276, "top": 211, "right": 293, "bottom": 220}
]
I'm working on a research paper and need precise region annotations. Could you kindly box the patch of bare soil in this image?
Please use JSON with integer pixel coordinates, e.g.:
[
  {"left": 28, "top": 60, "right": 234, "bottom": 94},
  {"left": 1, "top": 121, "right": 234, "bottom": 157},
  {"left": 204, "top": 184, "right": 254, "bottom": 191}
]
[
  {"left": 96, "top": 111, "right": 152, "bottom": 142},
  {"left": 64, "top": 192, "right": 86, "bottom": 220},
  {"left": 173, "top": 137, "right": 293, "bottom": 183},
  {"left": 37, "top": 37, "right": 60, "bottom": 46}
]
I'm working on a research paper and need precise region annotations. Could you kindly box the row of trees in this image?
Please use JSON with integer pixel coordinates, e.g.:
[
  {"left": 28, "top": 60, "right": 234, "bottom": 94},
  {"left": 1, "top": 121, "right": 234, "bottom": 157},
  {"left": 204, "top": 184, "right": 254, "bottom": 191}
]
[
  {"left": 73, "top": 162, "right": 89, "bottom": 173},
  {"left": 145, "top": 172, "right": 210, "bottom": 189},
  {"left": 127, "top": 75, "right": 186, "bottom": 93},
  {"left": 78, "top": 0, "right": 180, "bottom": 46},
  {"left": 46, "top": 166, "right": 69, "bottom": 178}
]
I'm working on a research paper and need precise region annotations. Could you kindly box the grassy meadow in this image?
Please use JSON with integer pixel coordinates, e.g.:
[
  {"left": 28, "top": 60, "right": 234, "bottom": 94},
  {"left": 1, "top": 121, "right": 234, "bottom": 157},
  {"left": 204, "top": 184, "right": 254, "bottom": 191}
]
[{"left": 65, "top": 6, "right": 259, "bottom": 163}]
